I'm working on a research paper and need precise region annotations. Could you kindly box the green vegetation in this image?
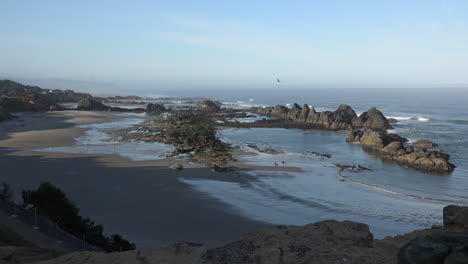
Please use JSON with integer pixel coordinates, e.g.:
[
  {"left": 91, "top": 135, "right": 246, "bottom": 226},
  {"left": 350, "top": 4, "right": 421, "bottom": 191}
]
[
  {"left": 22, "top": 182, "right": 135, "bottom": 252},
  {"left": 0, "top": 224, "right": 35, "bottom": 247},
  {"left": 0, "top": 80, "right": 92, "bottom": 103}
]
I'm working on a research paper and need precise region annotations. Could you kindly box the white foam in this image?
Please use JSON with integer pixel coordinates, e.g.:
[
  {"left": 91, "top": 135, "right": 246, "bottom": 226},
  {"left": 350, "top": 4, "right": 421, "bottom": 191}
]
[
  {"left": 387, "top": 116, "right": 412, "bottom": 120},
  {"left": 418, "top": 117, "right": 430, "bottom": 122}
]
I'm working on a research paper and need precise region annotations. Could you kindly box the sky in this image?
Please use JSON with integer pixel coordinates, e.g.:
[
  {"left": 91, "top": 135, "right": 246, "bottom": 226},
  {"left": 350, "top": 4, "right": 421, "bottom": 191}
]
[{"left": 1, "top": 0, "right": 468, "bottom": 91}]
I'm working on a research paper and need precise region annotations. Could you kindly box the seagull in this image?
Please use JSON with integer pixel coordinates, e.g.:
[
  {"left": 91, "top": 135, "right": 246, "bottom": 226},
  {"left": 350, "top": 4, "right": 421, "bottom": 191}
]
[{"left": 276, "top": 78, "right": 280, "bottom": 83}]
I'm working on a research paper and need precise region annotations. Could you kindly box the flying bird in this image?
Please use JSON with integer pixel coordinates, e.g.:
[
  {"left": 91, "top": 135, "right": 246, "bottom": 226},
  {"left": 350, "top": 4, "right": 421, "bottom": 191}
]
[{"left": 277, "top": 78, "right": 280, "bottom": 83}]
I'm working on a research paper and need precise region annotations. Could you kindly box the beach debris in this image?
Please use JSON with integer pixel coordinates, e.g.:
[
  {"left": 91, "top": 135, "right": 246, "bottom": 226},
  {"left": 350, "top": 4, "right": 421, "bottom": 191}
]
[
  {"left": 171, "top": 163, "right": 184, "bottom": 170},
  {"left": 307, "top": 151, "right": 332, "bottom": 158},
  {"left": 334, "top": 164, "right": 373, "bottom": 172}
]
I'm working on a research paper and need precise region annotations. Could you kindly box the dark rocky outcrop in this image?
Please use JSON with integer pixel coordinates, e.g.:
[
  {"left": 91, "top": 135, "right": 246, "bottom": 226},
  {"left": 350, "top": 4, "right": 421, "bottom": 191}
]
[
  {"left": 197, "top": 100, "right": 221, "bottom": 112},
  {"left": 443, "top": 205, "right": 468, "bottom": 232},
  {"left": 351, "top": 107, "right": 393, "bottom": 130},
  {"left": 145, "top": 103, "right": 165, "bottom": 112},
  {"left": 202, "top": 220, "right": 374, "bottom": 264},
  {"left": 21, "top": 206, "right": 468, "bottom": 264},
  {"left": 77, "top": 98, "right": 111, "bottom": 111},
  {"left": 347, "top": 129, "right": 455, "bottom": 173},
  {"left": 250, "top": 103, "right": 391, "bottom": 130},
  {"left": 271, "top": 105, "right": 290, "bottom": 118},
  {"left": 412, "top": 139, "right": 438, "bottom": 147},
  {"left": 398, "top": 232, "right": 468, "bottom": 264}
]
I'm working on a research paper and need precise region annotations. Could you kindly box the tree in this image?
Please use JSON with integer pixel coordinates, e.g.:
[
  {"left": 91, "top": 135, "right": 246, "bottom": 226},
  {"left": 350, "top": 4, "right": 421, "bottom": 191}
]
[{"left": 21, "top": 182, "right": 135, "bottom": 252}]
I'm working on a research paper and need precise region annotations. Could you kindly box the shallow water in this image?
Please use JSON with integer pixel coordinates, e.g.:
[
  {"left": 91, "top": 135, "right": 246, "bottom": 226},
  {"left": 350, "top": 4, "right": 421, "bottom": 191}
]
[
  {"left": 166, "top": 88, "right": 468, "bottom": 237},
  {"left": 36, "top": 118, "right": 174, "bottom": 161}
]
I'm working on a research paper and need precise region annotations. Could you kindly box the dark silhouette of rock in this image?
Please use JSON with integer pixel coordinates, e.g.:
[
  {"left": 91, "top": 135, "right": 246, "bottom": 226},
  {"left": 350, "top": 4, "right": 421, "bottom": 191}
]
[
  {"left": 77, "top": 98, "right": 111, "bottom": 111},
  {"left": 443, "top": 205, "right": 468, "bottom": 232},
  {"left": 145, "top": 103, "right": 165, "bottom": 112},
  {"left": 202, "top": 220, "right": 374, "bottom": 264},
  {"left": 398, "top": 232, "right": 468, "bottom": 264},
  {"left": 197, "top": 100, "right": 221, "bottom": 112}
]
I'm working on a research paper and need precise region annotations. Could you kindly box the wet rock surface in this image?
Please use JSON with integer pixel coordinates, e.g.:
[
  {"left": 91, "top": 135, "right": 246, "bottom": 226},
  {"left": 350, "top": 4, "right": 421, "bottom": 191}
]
[{"left": 347, "top": 129, "right": 455, "bottom": 173}]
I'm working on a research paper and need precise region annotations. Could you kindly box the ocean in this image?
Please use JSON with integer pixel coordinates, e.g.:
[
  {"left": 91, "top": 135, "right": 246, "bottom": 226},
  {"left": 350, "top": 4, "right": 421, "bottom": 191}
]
[
  {"left": 15, "top": 87, "right": 468, "bottom": 246},
  {"left": 168, "top": 87, "right": 468, "bottom": 237}
]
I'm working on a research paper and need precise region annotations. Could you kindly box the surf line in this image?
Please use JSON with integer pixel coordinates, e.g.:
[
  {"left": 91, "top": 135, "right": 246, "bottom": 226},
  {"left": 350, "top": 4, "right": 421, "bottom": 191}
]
[{"left": 338, "top": 170, "right": 468, "bottom": 205}]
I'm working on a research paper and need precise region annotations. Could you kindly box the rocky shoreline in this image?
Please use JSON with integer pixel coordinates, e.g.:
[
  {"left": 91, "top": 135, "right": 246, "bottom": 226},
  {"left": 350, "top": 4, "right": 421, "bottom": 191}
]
[
  {"left": 249, "top": 103, "right": 455, "bottom": 173},
  {"left": 4, "top": 205, "right": 467, "bottom": 264}
]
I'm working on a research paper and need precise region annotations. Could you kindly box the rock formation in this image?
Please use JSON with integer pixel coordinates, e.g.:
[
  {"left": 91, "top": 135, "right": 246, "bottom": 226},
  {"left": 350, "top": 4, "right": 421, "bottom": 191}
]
[
  {"left": 443, "top": 205, "right": 468, "bottom": 232},
  {"left": 250, "top": 104, "right": 392, "bottom": 130},
  {"left": 347, "top": 129, "right": 455, "bottom": 173},
  {"left": 77, "top": 98, "right": 111, "bottom": 111},
  {"left": 145, "top": 103, "right": 165, "bottom": 112},
  {"left": 197, "top": 100, "right": 221, "bottom": 112},
  {"left": 351, "top": 107, "right": 392, "bottom": 130},
  {"left": 398, "top": 233, "right": 468, "bottom": 264},
  {"left": 412, "top": 139, "right": 438, "bottom": 147}
]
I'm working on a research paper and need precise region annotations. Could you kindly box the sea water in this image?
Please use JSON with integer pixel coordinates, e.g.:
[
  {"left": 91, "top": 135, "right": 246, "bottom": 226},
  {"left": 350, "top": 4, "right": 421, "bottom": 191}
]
[{"left": 173, "top": 87, "right": 468, "bottom": 237}]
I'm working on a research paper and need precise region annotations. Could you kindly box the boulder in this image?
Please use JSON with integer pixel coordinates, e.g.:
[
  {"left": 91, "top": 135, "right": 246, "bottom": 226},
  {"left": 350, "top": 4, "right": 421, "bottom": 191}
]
[
  {"left": 352, "top": 107, "right": 392, "bottom": 130},
  {"left": 398, "top": 232, "right": 468, "bottom": 264},
  {"left": 412, "top": 139, "right": 438, "bottom": 147},
  {"left": 77, "top": 98, "right": 110, "bottom": 111},
  {"left": 145, "top": 103, "right": 165, "bottom": 112},
  {"left": 286, "top": 103, "right": 302, "bottom": 120},
  {"left": 171, "top": 163, "right": 184, "bottom": 170},
  {"left": 381, "top": 141, "right": 403, "bottom": 155},
  {"left": 196, "top": 100, "right": 221, "bottom": 112},
  {"left": 443, "top": 205, "right": 468, "bottom": 232},
  {"left": 351, "top": 129, "right": 407, "bottom": 150},
  {"left": 270, "top": 105, "right": 289, "bottom": 118}
]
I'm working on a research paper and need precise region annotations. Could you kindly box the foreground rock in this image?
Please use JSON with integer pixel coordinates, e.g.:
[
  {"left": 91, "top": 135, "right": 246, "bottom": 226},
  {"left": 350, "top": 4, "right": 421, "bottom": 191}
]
[
  {"left": 398, "top": 233, "right": 468, "bottom": 264},
  {"left": 250, "top": 104, "right": 392, "bottom": 130},
  {"left": 443, "top": 205, "right": 468, "bottom": 232},
  {"left": 13, "top": 206, "right": 468, "bottom": 264},
  {"left": 347, "top": 129, "right": 455, "bottom": 173}
]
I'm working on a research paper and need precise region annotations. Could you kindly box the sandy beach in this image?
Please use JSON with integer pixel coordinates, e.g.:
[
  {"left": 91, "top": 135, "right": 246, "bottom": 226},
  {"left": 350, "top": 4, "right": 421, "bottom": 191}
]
[{"left": 0, "top": 110, "right": 274, "bottom": 248}]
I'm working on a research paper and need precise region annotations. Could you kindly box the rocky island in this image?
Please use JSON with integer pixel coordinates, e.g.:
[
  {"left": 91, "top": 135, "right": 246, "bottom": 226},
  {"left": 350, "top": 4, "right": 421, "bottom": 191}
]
[{"left": 249, "top": 103, "right": 455, "bottom": 172}]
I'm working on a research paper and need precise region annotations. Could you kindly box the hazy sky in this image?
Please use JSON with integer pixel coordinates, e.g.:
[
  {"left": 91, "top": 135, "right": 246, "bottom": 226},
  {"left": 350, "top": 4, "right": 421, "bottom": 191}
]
[{"left": 2, "top": 0, "right": 468, "bottom": 89}]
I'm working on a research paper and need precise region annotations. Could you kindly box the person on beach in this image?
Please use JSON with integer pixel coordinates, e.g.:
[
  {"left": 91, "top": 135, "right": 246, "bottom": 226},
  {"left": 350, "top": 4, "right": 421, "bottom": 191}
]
[{"left": 274, "top": 161, "right": 278, "bottom": 167}]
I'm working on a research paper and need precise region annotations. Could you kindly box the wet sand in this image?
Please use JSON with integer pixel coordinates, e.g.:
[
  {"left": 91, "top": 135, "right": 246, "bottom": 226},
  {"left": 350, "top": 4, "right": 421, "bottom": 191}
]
[{"left": 0, "top": 111, "right": 269, "bottom": 248}]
